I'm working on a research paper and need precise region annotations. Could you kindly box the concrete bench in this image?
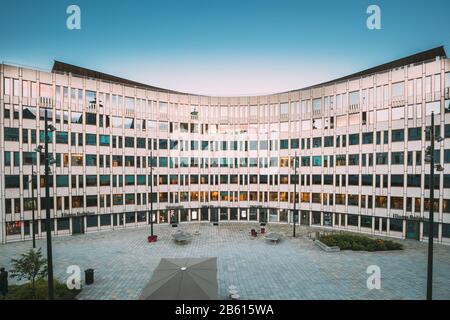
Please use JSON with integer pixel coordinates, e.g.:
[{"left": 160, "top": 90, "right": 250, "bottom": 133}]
[
  {"left": 264, "top": 232, "right": 282, "bottom": 244},
  {"left": 315, "top": 240, "right": 340, "bottom": 252},
  {"left": 173, "top": 232, "right": 193, "bottom": 244}
]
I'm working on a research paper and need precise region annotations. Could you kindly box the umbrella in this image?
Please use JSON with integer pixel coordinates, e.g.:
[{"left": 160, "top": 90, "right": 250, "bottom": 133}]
[{"left": 139, "top": 257, "right": 218, "bottom": 300}]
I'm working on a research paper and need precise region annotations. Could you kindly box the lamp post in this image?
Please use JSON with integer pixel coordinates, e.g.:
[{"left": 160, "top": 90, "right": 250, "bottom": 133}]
[
  {"left": 424, "top": 111, "right": 445, "bottom": 300},
  {"left": 30, "top": 162, "right": 37, "bottom": 249},
  {"left": 149, "top": 151, "right": 155, "bottom": 240},
  {"left": 30, "top": 145, "right": 44, "bottom": 249},
  {"left": 292, "top": 152, "right": 298, "bottom": 237},
  {"left": 44, "top": 108, "right": 56, "bottom": 300}
]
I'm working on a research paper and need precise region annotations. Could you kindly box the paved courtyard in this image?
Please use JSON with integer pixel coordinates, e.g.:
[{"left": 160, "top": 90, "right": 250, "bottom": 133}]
[{"left": 1, "top": 222, "right": 450, "bottom": 300}]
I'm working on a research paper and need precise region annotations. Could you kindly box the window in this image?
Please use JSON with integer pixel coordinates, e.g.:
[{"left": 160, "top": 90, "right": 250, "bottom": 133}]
[
  {"left": 56, "top": 132, "right": 68, "bottom": 144},
  {"left": 125, "top": 97, "right": 135, "bottom": 111},
  {"left": 392, "top": 82, "right": 404, "bottom": 98},
  {"left": 4, "top": 128, "right": 19, "bottom": 141},
  {"left": 23, "top": 152, "right": 37, "bottom": 165},
  {"left": 124, "top": 118, "right": 135, "bottom": 129},
  {"left": 349, "top": 134, "right": 359, "bottom": 145},
  {"left": 391, "top": 175, "right": 404, "bottom": 187},
  {"left": 125, "top": 137, "right": 134, "bottom": 148},
  {"left": 280, "top": 139, "right": 289, "bottom": 150},
  {"left": 348, "top": 154, "right": 359, "bottom": 166},
  {"left": 22, "top": 106, "right": 37, "bottom": 119},
  {"left": 408, "top": 127, "right": 422, "bottom": 141},
  {"left": 85, "top": 113, "right": 97, "bottom": 125},
  {"left": 376, "top": 153, "right": 388, "bottom": 165},
  {"left": 312, "top": 137, "right": 322, "bottom": 148},
  {"left": 100, "top": 175, "right": 110, "bottom": 186},
  {"left": 85, "top": 134, "right": 96, "bottom": 146},
  {"left": 392, "top": 129, "right": 404, "bottom": 142},
  {"left": 322, "top": 136, "right": 333, "bottom": 148},
  {"left": 291, "top": 138, "right": 299, "bottom": 149},
  {"left": 391, "top": 152, "right": 404, "bottom": 165},
  {"left": 136, "top": 137, "right": 145, "bottom": 149},
  {"left": 5, "top": 175, "right": 20, "bottom": 188},
  {"left": 99, "top": 135, "right": 110, "bottom": 146},
  {"left": 85, "top": 154, "right": 97, "bottom": 166},
  {"left": 56, "top": 175, "right": 69, "bottom": 187},
  {"left": 362, "top": 174, "right": 373, "bottom": 186},
  {"left": 69, "top": 112, "right": 83, "bottom": 125},
  {"left": 362, "top": 132, "right": 373, "bottom": 144}
]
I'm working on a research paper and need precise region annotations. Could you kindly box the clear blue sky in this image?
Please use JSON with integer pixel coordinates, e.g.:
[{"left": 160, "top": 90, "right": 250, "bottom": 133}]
[{"left": 1, "top": 0, "right": 449, "bottom": 95}]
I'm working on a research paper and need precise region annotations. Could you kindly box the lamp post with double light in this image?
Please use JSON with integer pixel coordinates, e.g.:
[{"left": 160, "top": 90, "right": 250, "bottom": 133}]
[{"left": 424, "top": 111, "right": 445, "bottom": 300}]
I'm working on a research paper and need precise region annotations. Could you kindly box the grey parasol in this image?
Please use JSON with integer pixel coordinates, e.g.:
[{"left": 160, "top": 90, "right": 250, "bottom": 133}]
[{"left": 139, "top": 257, "right": 218, "bottom": 300}]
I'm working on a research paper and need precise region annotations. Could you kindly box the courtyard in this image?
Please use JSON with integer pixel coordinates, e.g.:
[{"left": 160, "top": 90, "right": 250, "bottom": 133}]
[{"left": 1, "top": 222, "right": 450, "bottom": 300}]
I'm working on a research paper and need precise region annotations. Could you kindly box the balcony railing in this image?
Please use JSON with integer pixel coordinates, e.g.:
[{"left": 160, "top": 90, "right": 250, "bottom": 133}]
[
  {"left": 39, "top": 96, "right": 53, "bottom": 107},
  {"left": 391, "top": 96, "right": 405, "bottom": 107},
  {"left": 349, "top": 103, "right": 360, "bottom": 113}
]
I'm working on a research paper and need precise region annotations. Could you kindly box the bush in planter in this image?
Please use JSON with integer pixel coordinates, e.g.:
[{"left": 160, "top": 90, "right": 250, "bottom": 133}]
[
  {"left": 2, "top": 278, "right": 80, "bottom": 300},
  {"left": 319, "top": 234, "right": 403, "bottom": 251}
]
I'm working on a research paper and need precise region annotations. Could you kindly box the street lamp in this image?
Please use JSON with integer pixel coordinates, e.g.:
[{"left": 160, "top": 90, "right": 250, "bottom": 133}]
[
  {"left": 424, "top": 111, "right": 444, "bottom": 300},
  {"left": 44, "top": 108, "right": 56, "bottom": 300},
  {"left": 148, "top": 151, "right": 157, "bottom": 242},
  {"left": 29, "top": 146, "right": 43, "bottom": 249},
  {"left": 292, "top": 152, "right": 298, "bottom": 237}
]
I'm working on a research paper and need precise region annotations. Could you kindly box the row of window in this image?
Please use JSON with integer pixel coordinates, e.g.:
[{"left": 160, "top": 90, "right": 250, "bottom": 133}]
[
  {"left": 4, "top": 173, "right": 450, "bottom": 189},
  {"left": 5, "top": 150, "right": 449, "bottom": 169},
  {"left": 5, "top": 211, "right": 450, "bottom": 239},
  {"left": 4, "top": 192, "right": 447, "bottom": 214},
  {"left": 4, "top": 72, "right": 450, "bottom": 113},
  {"left": 4, "top": 124, "right": 448, "bottom": 151}
]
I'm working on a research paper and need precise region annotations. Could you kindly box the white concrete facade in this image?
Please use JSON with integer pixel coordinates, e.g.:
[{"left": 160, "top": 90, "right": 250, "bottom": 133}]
[{"left": 1, "top": 50, "right": 450, "bottom": 244}]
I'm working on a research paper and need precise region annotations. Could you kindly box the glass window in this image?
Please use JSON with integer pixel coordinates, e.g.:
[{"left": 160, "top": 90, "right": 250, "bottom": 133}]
[
  {"left": 408, "top": 127, "right": 422, "bottom": 141},
  {"left": 85, "top": 154, "right": 97, "bottom": 166},
  {"left": 85, "top": 134, "right": 96, "bottom": 146},
  {"left": 71, "top": 112, "right": 83, "bottom": 124},
  {"left": 56, "top": 132, "right": 68, "bottom": 144},
  {"left": 124, "top": 118, "right": 135, "bottom": 129},
  {"left": 4, "top": 128, "right": 20, "bottom": 141},
  {"left": 56, "top": 175, "right": 69, "bottom": 187},
  {"left": 349, "top": 134, "right": 359, "bottom": 145},
  {"left": 22, "top": 106, "right": 37, "bottom": 119},
  {"left": 85, "top": 113, "right": 97, "bottom": 125},
  {"left": 362, "top": 132, "right": 373, "bottom": 144},
  {"left": 392, "top": 129, "right": 404, "bottom": 142},
  {"left": 99, "top": 135, "right": 110, "bottom": 146}
]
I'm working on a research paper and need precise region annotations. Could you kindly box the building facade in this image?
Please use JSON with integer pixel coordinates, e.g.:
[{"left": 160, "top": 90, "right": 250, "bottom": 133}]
[{"left": 1, "top": 47, "right": 450, "bottom": 245}]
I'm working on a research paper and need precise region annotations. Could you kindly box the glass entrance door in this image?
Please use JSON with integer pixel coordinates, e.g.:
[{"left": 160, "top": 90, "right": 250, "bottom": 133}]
[{"left": 406, "top": 220, "right": 419, "bottom": 240}]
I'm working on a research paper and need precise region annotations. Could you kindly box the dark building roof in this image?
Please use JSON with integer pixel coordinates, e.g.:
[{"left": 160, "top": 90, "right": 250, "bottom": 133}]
[
  {"left": 52, "top": 61, "right": 186, "bottom": 95},
  {"left": 52, "top": 46, "right": 446, "bottom": 96},
  {"left": 285, "top": 46, "right": 447, "bottom": 93}
]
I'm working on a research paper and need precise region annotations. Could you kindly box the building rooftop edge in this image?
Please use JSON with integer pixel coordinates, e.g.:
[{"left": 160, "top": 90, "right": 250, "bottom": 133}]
[{"left": 4, "top": 46, "right": 447, "bottom": 97}]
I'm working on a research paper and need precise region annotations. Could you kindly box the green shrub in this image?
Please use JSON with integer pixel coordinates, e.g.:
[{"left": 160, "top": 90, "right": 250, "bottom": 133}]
[
  {"left": 319, "top": 233, "right": 403, "bottom": 252},
  {"left": 1, "top": 278, "right": 80, "bottom": 300}
]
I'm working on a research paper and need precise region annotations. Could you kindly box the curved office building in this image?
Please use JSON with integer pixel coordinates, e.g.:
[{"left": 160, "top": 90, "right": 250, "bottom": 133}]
[{"left": 1, "top": 47, "right": 450, "bottom": 245}]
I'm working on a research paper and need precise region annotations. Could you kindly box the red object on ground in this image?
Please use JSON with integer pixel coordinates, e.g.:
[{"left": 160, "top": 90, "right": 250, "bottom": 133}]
[
  {"left": 261, "top": 227, "right": 265, "bottom": 234},
  {"left": 148, "top": 235, "right": 158, "bottom": 243},
  {"left": 251, "top": 229, "right": 257, "bottom": 237}
]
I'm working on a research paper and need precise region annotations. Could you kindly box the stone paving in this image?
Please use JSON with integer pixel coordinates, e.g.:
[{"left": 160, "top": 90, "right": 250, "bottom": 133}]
[{"left": 1, "top": 222, "right": 450, "bottom": 300}]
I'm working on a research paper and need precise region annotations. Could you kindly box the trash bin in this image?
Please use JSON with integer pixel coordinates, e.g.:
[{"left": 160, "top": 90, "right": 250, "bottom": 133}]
[{"left": 85, "top": 269, "right": 94, "bottom": 285}]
